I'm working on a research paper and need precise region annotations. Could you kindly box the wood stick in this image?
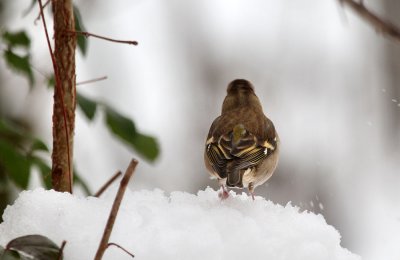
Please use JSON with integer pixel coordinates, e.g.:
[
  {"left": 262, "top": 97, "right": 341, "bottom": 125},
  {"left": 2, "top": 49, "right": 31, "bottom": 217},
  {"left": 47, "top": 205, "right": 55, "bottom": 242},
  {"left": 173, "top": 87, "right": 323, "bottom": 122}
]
[
  {"left": 339, "top": 0, "right": 400, "bottom": 42},
  {"left": 57, "top": 240, "right": 67, "bottom": 260},
  {"left": 107, "top": 242, "right": 134, "bottom": 258},
  {"left": 94, "top": 159, "right": 138, "bottom": 260},
  {"left": 94, "top": 171, "right": 122, "bottom": 198},
  {"left": 67, "top": 30, "right": 138, "bottom": 46}
]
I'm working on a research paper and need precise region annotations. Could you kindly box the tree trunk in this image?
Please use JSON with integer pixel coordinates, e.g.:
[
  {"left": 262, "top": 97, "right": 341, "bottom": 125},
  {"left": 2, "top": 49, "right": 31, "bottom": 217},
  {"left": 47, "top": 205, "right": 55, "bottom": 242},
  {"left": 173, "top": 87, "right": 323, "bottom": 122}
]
[
  {"left": 383, "top": 0, "right": 400, "bottom": 152},
  {"left": 51, "top": 0, "right": 76, "bottom": 192}
]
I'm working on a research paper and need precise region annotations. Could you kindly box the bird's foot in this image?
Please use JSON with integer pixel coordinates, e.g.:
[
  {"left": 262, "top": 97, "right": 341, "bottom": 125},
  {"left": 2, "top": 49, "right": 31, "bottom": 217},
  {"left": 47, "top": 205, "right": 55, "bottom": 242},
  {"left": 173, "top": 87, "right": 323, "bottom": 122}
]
[
  {"left": 249, "top": 183, "right": 255, "bottom": 201},
  {"left": 218, "top": 186, "right": 229, "bottom": 200},
  {"left": 218, "top": 190, "right": 229, "bottom": 200}
]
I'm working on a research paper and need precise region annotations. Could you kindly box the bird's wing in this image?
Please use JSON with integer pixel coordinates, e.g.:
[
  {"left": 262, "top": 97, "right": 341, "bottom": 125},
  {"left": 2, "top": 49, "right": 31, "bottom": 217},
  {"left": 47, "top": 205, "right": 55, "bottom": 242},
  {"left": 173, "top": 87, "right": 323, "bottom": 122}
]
[
  {"left": 205, "top": 113, "right": 278, "bottom": 179},
  {"left": 205, "top": 141, "right": 230, "bottom": 178},
  {"left": 229, "top": 132, "right": 272, "bottom": 170},
  {"left": 205, "top": 130, "right": 276, "bottom": 178}
]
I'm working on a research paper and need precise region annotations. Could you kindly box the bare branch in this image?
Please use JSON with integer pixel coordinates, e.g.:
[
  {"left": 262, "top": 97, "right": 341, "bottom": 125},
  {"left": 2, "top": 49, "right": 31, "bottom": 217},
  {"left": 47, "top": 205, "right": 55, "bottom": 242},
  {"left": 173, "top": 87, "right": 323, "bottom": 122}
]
[
  {"left": 107, "top": 242, "right": 135, "bottom": 258},
  {"left": 76, "top": 76, "right": 108, "bottom": 86},
  {"left": 94, "top": 171, "right": 122, "bottom": 198},
  {"left": 35, "top": 0, "right": 51, "bottom": 24},
  {"left": 57, "top": 240, "right": 67, "bottom": 260},
  {"left": 94, "top": 159, "right": 138, "bottom": 260},
  {"left": 339, "top": 0, "right": 400, "bottom": 42},
  {"left": 67, "top": 30, "right": 138, "bottom": 46}
]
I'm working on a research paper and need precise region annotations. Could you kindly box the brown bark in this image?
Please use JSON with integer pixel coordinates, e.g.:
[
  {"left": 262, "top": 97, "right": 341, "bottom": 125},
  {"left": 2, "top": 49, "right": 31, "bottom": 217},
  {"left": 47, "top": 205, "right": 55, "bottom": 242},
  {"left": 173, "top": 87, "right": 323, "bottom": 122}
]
[
  {"left": 51, "top": 0, "right": 76, "bottom": 192},
  {"left": 94, "top": 159, "right": 138, "bottom": 260},
  {"left": 339, "top": 0, "right": 400, "bottom": 42}
]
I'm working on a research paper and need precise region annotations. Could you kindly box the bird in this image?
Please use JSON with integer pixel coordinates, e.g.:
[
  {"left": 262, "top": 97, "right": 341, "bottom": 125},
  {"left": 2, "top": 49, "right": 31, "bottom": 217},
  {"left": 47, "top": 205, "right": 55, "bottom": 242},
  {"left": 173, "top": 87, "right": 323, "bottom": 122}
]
[{"left": 204, "top": 79, "right": 279, "bottom": 200}]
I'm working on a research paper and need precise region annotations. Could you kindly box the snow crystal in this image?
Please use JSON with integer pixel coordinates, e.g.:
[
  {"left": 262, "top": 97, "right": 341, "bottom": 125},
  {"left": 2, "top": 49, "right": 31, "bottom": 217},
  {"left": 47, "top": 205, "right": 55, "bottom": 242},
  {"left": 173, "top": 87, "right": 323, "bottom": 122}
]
[{"left": 0, "top": 188, "right": 360, "bottom": 260}]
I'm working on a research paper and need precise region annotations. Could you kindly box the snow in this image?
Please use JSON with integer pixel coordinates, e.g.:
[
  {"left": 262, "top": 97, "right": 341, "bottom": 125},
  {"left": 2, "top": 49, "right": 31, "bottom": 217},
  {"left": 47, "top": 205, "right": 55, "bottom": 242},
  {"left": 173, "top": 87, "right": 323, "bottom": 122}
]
[{"left": 0, "top": 188, "right": 360, "bottom": 260}]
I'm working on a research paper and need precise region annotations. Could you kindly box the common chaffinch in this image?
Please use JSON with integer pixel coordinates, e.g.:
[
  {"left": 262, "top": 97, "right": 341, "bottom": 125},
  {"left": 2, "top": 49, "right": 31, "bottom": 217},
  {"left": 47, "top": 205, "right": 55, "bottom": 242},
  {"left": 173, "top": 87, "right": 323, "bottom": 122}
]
[{"left": 204, "top": 79, "right": 279, "bottom": 200}]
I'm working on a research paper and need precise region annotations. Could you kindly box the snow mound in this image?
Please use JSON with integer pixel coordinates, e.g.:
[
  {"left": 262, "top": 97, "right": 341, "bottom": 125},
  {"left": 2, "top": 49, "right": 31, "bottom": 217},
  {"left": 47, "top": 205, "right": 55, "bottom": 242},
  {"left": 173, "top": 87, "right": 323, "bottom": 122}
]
[{"left": 0, "top": 188, "right": 360, "bottom": 260}]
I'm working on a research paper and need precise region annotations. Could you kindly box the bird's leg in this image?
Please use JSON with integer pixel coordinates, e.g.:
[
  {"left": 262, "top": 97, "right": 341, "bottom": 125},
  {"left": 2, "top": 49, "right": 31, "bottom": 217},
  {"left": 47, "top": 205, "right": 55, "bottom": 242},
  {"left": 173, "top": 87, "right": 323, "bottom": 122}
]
[
  {"left": 248, "top": 183, "right": 255, "bottom": 201},
  {"left": 218, "top": 185, "right": 229, "bottom": 200}
]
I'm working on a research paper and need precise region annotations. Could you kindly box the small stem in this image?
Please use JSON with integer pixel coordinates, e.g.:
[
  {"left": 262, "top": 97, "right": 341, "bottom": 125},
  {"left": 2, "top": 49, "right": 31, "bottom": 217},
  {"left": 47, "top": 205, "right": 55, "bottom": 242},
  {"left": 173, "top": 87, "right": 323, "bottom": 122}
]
[
  {"left": 38, "top": 0, "right": 72, "bottom": 193},
  {"left": 339, "top": 0, "right": 400, "bottom": 42},
  {"left": 35, "top": 0, "right": 51, "bottom": 24},
  {"left": 94, "top": 171, "right": 122, "bottom": 198},
  {"left": 67, "top": 30, "right": 138, "bottom": 45},
  {"left": 77, "top": 76, "right": 108, "bottom": 86},
  {"left": 57, "top": 240, "right": 67, "bottom": 260},
  {"left": 94, "top": 159, "right": 138, "bottom": 260},
  {"left": 107, "top": 243, "right": 135, "bottom": 258}
]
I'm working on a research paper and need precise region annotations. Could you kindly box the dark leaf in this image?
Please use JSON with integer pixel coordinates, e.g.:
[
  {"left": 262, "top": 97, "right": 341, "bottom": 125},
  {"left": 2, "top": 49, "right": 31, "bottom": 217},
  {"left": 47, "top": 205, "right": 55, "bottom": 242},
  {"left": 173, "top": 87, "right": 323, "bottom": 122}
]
[
  {"left": 2, "top": 31, "right": 31, "bottom": 49},
  {"left": 30, "top": 139, "right": 49, "bottom": 153},
  {"left": 104, "top": 107, "right": 159, "bottom": 161},
  {"left": 73, "top": 169, "right": 92, "bottom": 195},
  {"left": 105, "top": 107, "right": 137, "bottom": 143},
  {"left": 0, "top": 246, "right": 22, "bottom": 260},
  {"left": 47, "top": 74, "right": 55, "bottom": 88},
  {"left": 4, "top": 50, "right": 34, "bottom": 87},
  {"left": 74, "top": 5, "right": 88, "bottom": 56},
  {"left": 132, "top": 133, "right": 159, "bottom": 161},
  {"left": 30, "top": 156, "right": 52, "bottom": 189},
  {"left": 0, "top": 140, "right": 30, "bottom": 189},
  {"left": 0, "top": 118, "right": 25, "bottom": 140},
  {"left": 6, "top": 235, "right": 61, "bottom": 260},
  {"left": 77, "top": 93, "right": 97, "bottom": 120}
]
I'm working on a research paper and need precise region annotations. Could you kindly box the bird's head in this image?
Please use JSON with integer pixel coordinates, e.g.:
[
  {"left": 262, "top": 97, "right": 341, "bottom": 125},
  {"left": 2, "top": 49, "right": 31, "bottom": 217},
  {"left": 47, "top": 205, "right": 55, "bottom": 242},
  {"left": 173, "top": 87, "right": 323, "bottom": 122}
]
[
  {"left": 222, "top": 79, "right": 262, "bottom": 113},
  {"left": 227, "top": 79, "right": 255, "bottom": 95}
]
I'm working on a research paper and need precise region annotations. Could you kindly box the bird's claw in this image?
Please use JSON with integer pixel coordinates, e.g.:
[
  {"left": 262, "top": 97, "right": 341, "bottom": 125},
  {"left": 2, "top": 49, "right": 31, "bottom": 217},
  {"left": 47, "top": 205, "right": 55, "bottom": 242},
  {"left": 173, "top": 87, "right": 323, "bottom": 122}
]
[{"left": 218, "top": 189, "right": 229, "bottom": 200}]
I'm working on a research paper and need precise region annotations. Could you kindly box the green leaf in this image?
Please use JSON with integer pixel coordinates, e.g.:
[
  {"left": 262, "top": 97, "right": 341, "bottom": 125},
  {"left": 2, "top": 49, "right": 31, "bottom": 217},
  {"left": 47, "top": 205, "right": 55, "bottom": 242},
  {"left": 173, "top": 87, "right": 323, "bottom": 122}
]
[
  {"left": 0, "top": 118, "right": 25, "bottom": 140},
  {"left": 2, "top": 31, "right": 31, "bottom": 49},
  {"left": 0, "top": 140, "right": 30, "bottom": 189},
  {"left": 47, "top": 74, "right": 55, "bottom": 88},
  {"left": 4, "top": 50, "right": 34, "bottom": 87},
  {"left": 30, "top": 139, "right": 49, "bottom": 153},
  {"left": 77, "top": 93, "right": 97, "bottom": 120},
  {"left": 30, "top": 157, "right": 52, "bottom": 189},
  {"left": 6, "top": 235, "right": 61, "bottom": 260},
  {"left": 104, "top": 107, "right": 159, "bottom": 162},
  {"left": 74, "top": 5, "right": 88, "bottom": 56},
  {"left": 132, "top": 133, "right": 159, "bottom": 161},
  {"left": 105, "top": 107, "right": 137, "bottom": 142}
]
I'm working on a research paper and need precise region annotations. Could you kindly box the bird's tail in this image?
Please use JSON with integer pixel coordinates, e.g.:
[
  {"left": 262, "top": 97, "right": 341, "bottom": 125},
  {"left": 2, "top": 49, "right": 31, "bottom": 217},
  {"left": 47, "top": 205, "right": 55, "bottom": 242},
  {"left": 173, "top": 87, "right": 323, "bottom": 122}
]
[{"left": 226, "top": 162, "right": 243, "bottom": 188}]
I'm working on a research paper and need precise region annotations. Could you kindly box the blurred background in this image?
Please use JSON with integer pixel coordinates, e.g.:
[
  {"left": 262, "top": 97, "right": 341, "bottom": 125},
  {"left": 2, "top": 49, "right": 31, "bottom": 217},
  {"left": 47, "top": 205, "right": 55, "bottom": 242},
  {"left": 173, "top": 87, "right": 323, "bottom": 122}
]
[{"left": 1, "top": 0, "right": 400, "bottom": 259}]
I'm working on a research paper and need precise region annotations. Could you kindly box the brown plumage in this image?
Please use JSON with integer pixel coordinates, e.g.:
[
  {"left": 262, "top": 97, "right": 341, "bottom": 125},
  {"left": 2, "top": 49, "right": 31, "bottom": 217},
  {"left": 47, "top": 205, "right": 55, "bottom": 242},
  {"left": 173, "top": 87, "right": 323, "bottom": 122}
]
[{"left": 204, "top": 79, "right": 279, "bottom": 200}]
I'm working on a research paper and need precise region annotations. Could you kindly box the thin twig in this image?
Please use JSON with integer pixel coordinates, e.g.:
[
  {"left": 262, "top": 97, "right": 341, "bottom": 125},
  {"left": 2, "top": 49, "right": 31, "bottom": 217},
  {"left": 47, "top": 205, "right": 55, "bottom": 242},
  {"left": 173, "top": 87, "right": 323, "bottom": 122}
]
[
  {"left": 57, "top": 240, "right": 67, "bottom": 260},
  {"left": 66, "top": 30, "right": 138, "bottom": 46},
  {"left": 38, "top": 0, "right": 72, "bottom": 193},
  {"left": 339, "top": 0, "right": 400, "bottom": 42},
  {"left": 94, "top": 171, "right": 122, "bottom": 198},
  {"left": 35, "top": 0, "right": 51, "bottom": 24},
  {"left": 94, "top": 159, "right": 138, "bottom": 260},
  {"left": 107, "top": 243, "right": 135, "bottom": 258},
  {"left": 77, "top": 76, "right": 108, "bottom": 86}
]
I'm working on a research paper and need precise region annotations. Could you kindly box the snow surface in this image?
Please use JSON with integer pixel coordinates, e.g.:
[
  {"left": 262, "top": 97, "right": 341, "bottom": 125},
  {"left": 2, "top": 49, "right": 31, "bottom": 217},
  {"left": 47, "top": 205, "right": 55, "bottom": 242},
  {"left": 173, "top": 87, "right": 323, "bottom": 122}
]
[{"left": 0, "top": 188, "right": 360, "bottom": 260}]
